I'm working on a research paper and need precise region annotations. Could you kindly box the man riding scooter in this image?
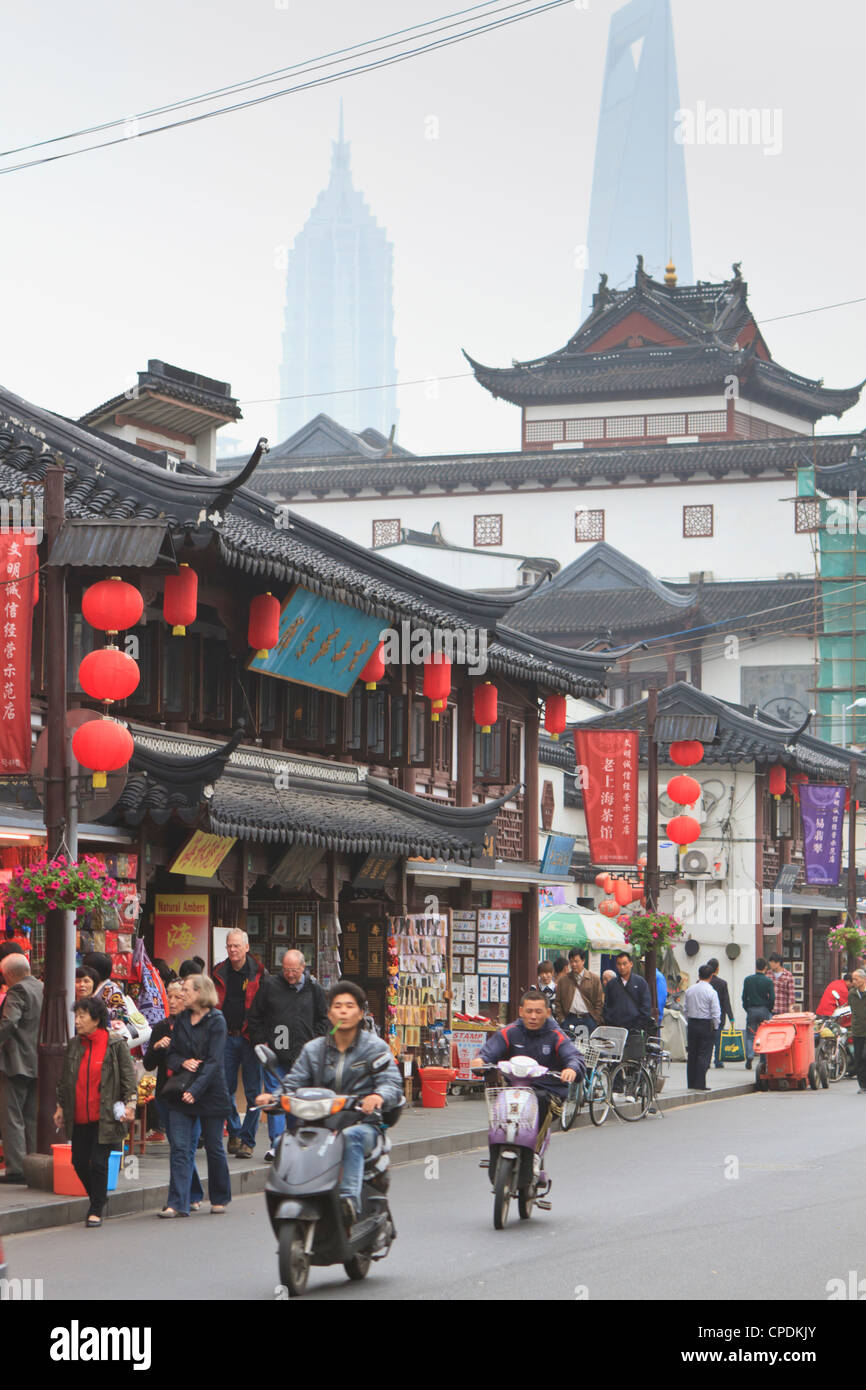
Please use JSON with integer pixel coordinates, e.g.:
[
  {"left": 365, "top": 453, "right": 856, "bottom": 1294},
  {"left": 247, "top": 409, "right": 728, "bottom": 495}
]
[
  {"left": 471, "top": 987, "right": 585, "bottom": 1132},
  {"left": 256, "top": 980, "right": 402, "bottom": 1229}
]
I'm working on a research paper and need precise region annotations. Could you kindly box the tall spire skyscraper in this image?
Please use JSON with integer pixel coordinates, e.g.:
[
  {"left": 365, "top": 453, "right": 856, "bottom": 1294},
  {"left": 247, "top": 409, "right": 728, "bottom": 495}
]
[
  {"left": 581, "top": 0, "right": 692, "bottom": 316},
  {"left": 278, "top": 107, "right": 398, "bottom": 443}
]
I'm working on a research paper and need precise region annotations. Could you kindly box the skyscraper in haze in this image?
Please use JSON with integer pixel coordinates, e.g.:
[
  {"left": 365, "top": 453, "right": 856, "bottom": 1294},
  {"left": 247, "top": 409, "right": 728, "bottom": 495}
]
[
  {"left": 581, "top": 0, "right": 692, "bottom": 316},
  {"left": 278, "top": 108, "right": 398, "bottom": 443}
]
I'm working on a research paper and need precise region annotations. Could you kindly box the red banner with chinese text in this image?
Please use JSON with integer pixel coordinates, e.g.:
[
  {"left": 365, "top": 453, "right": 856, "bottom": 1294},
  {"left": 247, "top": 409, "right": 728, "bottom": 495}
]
[
  {"left": 573, "top": 729, "right": 639, "bottom": 867},
  {"left": 0, "top": 534, "right": 38, "bottom": 774}
]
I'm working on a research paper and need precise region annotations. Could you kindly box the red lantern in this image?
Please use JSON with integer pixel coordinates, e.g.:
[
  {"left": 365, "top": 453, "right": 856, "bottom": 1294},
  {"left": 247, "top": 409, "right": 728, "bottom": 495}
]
[
  {"left": 637, "top": 854, "right": 647, "bottom": 869},
  {"left": 667, "top": 774, "right": 701, "bottom": 806},
  {"left": 768, "top": 764, "right": 787, "bottom": 800},
  {"left": 78, "top": 648, "right": 140, "bottom": 703},
  {"left": 82, "top": 577, "right": 143, "bottom": 634},
  {"left": 614, "top": 878, "right": 633, "bottom": 907},
  {"left": 631, "top": 886, "right": 645, "bottom": 904},
  {"left": 667, "top": 814, "right": 701, "bottom": 846},
  {"left": 72, "top": 718, "right": 134, "bottom": 789},
  {"left": 602, "top": 874, "right": 614, "bottom": 894},
  {"left": 359, "top": 641, "right": 386, "bottom": 691},
  {"left": 473, "top": 682, "right": 498, "bottom": 734},
  {"left": 599, "top": 899, "right": 619, "bottom": 918},
  {"left": 669, "top": 740, "right": 704, "bottom": 767},
  {"left": 423, "top": 654, "right": 451, "bottom": 702},
  {"left": 544, "top": 694, "right": 567, "bottom": 742},
  {"left": 164, "top": 564, "right": 198, "bottom": 636},
  {"left": 594, "top": 872, "right": 608, "bottom": 888},
  {"left": 248, "top": 593, "right": 280, "bottom": 658}
]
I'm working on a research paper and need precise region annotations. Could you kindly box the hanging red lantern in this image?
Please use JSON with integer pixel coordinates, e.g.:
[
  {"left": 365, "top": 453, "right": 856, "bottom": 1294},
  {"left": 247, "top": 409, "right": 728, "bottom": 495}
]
[
  {"left": 163, "top": 564, "right": 198, "bottom": 636},
  {"left": 248, "top": 593, "right": 280, "bottom": 658},
  {"left": 599, "top": 899, "right": 619, "bottom": 918},
  {"left": 423, "top": 653, "right": 451, "bottom": 702},
  {"left": 767, "top": 764, "right": 787, "bottom": 800},
  {"left": 473, "top": 682, "right": 498, "bottom": 734},
  {"left": 667, "top": 814, "right": 701, "bottom": 846},
  {"left": 544, "top": 694, "right": 567, "bottom": 741},
  {"left": 602, "top": 874, "right": 614, "bottom": 894},
  {"left": 669, "top": 740, "right": 704, "bottom": 767},
  {"left": 79, "top": 648, "right": 140, "bottom": 703},
  {"left": 631, "top": 886, "right": 645, "bottom": 904},
  {"left": 613, "top": 878, "right": 633, "bottom": 907},
  {"left": 82, "top": 576, "right": 143, "bottom": 634},
  {"left": 667, "top": 773, "right": 701, "bottom": 806},
  {"left": 359, "top": 641, "right": 386, "bottom": 691},
  {"left": 594, "top": 872, "right": 608, "bottom": 888},
  {"left": 72, "top": 718, "right": 134, "bottom": 789}
]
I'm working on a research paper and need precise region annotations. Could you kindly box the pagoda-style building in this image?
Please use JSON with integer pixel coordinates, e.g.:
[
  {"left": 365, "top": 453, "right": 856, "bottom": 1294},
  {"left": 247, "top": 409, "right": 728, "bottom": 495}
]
[{"left": 467, "top": 259, "right": 863, "bottom": 451}]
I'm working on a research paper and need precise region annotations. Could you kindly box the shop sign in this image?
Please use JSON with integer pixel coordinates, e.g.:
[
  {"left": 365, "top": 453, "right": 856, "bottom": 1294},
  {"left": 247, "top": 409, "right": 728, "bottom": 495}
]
[
  {"left": 574, "top": 729, "right": 639, "bottom": 867},
  {"left": 154, "top": 894, "right": 209, "bottom": 974},
  {"left": 354, "top": 855, "right": 397, "bottom": 890},
  {"left": 169, "top": 831, "right": 236, "bottom": 878},
  {"left": 0, "top": 534, "right": 38, "bottom": 774},
  {"left": 539, "top": 834, "right": 575, "bottom": 877},
  {"left": 248, "top": 586, "right": 383, "bottom": 696},
  {"left": 800, "top": 784, "right": 846, "bottom": 886},
  {"left": 453, "top": 1029, "right": 489, "bottom": 1081},
  {"left": 490, "top": 891, "right": 523, "bottom": 909}
]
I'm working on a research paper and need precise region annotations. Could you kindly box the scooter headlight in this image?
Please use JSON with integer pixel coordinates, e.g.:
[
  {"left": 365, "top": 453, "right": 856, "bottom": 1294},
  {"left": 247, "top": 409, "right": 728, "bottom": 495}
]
[{"left": 288, "top": 1097, "right": 335, "bottom": 1120}]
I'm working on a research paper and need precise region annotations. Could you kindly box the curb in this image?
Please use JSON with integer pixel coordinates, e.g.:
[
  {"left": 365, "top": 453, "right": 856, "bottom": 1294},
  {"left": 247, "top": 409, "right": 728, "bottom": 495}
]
[{"left": 0, "top": 1082, "right": 755, "bottom": 1236}]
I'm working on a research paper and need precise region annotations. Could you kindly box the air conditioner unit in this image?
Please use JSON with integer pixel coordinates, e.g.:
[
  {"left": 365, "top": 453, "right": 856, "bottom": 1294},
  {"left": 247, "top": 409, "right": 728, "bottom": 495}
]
[{"left": 680, "top": 849, "right": 728, "bottom": 880}]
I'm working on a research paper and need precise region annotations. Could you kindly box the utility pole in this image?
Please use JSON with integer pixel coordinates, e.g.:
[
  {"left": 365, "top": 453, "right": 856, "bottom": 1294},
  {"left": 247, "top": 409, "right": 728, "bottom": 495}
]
[
  {"left": 644, "top": 688, "right": 659, "bottom": 1021},
  {"left": 35, "top": 461, "right": 67, "bottom": 1155},
  {"left": 847, "top": 757, "right": 860, "bottom": 971}
]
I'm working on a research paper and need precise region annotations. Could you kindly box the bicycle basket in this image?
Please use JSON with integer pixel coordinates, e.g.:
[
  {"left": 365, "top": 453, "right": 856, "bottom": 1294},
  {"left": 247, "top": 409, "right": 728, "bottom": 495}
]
[
  {"left": 484, "top": 1086, "right": 538, "bottom": 1133},
  {"left": 585, "top": 1027, "right": 628, "bottom": 1063}
]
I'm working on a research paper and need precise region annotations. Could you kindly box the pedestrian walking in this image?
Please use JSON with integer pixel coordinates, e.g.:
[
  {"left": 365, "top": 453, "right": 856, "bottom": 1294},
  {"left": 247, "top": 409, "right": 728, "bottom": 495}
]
[
  {"left": 555, "top": 947, "right": 604, "bottom": 1034},
  {"left": 684, "top": 964, "right": 721, "bottom": 1090},
  {"left": 160, "top": 974, "right": 232, "bottom": 1217},
  {"left": 602, "top": 952, "right": 653, "bottom": 1059},
  {"left": 816, "top": 973, "right": 851, "bottom": 1018},
  {"left": 706, "top": 958, "right": 735, "bottom": 1068},
  {"left": 768, "top": 954, "right": 795, "bottom": 1014},
  {"left": 847, "top": 970, "right": 866, "bottom": 1095},
  {"left": 53, "top": 995, "right": 137, "bottom": 1226},
  {"left": 0, "top": 954, "right": 43, "bottom": 1184},
  {"left": 212, "top": 929, "right": 267, "bottom": 1158},
  {"left": 142, "top": 981, "right": 200, "bottom": 1184},
  {"left": 178, "top": 956, "right": 206, "bottom": 979},
  {"left": 249, "top": 949, "right": 328, "bottom": 1160},
  {"left": 537, "top": 960, "right": 557, "bottom": 1012},
  {"left": 741, "top": 956, "right": 775, "bottom": 1069}
]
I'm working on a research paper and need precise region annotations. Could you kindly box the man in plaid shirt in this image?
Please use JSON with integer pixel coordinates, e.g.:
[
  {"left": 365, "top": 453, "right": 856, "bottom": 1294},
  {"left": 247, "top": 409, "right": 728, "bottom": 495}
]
[{"left": 768, "top": 954, "right": 796, "bottom": 1013}]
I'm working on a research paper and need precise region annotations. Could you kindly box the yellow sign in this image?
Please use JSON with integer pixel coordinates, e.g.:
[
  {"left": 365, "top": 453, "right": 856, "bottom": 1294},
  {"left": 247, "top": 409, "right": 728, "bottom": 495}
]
[
  {"left": 153, "top": 895, "right": 210, "bottom": 974},
  {"left": 168, "top": 831, "right": 237, "bottom": 878}
]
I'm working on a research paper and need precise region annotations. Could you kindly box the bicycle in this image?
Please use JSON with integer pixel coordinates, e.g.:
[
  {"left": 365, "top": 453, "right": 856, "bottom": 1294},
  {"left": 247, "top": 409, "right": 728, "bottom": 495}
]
[
  {"left": 607, "top": 1032, "right": 668, "bottom": 1122},
  {"left": 558, "top": 1026, "right": 628, "bottom": 1129}
]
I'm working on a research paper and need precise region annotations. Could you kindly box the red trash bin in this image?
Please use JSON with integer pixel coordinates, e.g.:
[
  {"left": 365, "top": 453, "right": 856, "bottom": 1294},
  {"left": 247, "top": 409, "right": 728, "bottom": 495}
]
[
  {"left": 419, "top": 1067, "right": 457, "bottom": 1108},
  {"left": 753, "top": 1012, "right": 817, "bottom": 1089}
]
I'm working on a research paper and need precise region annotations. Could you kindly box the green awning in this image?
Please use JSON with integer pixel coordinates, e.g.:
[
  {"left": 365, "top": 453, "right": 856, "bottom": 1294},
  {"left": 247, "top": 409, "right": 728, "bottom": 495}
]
[{"left": 538, "top": 907, "right": 631, "bottom": 953}]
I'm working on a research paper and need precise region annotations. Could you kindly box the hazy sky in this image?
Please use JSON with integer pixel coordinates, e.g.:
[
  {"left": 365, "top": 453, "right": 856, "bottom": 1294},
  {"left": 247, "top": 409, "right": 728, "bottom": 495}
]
[{"left": 1, "top": 0, "right": 863, "bottom": 459}]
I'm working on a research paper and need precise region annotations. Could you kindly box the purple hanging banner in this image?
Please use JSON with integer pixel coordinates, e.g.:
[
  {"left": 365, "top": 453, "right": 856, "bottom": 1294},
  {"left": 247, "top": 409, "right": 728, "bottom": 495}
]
[{"left": 800, "top": 784, "right": 846, "bottom": 886}]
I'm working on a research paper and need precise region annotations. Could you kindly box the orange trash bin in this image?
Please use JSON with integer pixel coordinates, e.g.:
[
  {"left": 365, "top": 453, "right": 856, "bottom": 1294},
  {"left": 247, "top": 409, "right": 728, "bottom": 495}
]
[
  {"left": 419, "top": 1066, "right": 457, "bottom": 1108},
  {"left": 753, "top": 1012, "right": 817, "bottom": 1090}
]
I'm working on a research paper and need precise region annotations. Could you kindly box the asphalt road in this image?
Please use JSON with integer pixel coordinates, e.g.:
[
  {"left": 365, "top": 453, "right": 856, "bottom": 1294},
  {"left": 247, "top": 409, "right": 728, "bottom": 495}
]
[{"left": 6, "top": 1082, "right": 865, "bottom": 1301}]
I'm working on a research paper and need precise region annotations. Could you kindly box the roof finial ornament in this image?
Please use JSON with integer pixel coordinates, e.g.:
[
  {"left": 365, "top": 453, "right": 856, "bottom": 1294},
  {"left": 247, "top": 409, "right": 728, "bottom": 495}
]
[
  {"left": 664, "top": 259, "right": 677, "bottom": 287},
  {"left": 731, "top": 261, "right": 745, "bottom": 290},
  {"left": 635, "top": 253, "right": 649, "bottom": 290},
  {"left": 594, "top": 271, "right": 612, "bottom": 310}
]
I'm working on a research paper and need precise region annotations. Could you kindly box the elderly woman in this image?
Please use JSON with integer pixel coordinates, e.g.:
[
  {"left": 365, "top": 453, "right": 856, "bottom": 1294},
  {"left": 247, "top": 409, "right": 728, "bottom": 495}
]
[
  {"left": 143, "top": 981, "right": 198, "bottom": 1190},
  {"left": 53, "top": 995, "right": 137, "bottom": 1228},
  {"left": 160, "top": 974, "right": 232, "bottom": 1217},
  {"left": 75, "top": 966, "right": 99, "bottom": 1001}
]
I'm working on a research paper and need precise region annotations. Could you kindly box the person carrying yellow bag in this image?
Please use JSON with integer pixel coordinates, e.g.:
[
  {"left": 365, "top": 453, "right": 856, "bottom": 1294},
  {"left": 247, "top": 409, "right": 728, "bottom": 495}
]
[{"left": 707, "top": 959, "right": 736, "bottom": 1068}]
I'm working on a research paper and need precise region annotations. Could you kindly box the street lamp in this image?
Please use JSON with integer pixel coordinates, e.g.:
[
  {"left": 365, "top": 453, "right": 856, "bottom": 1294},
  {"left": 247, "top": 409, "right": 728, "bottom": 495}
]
[{"left": 841, "top": 699, "right": 866, "bottom": 749}]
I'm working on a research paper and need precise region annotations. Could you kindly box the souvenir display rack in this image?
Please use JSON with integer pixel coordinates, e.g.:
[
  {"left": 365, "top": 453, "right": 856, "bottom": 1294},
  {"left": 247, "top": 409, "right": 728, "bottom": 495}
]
[{"left": 389, "top": 912, "right": 450, "bottom": 1056}]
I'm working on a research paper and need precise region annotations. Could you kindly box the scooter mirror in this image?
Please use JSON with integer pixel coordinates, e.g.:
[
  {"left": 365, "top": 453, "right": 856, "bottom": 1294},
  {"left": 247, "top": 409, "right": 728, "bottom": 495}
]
[{"left": 255, "top": 1043, "right": 278, "bottom": 1068}]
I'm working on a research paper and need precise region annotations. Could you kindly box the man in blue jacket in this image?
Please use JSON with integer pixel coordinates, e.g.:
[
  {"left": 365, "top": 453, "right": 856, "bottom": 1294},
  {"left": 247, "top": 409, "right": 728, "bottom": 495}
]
[
  {"left": 472, "top": 988, "right": 584, "bottom": 1127},
  {"left": 603, "top": 952, "right": 654, "bottom": 1059}
]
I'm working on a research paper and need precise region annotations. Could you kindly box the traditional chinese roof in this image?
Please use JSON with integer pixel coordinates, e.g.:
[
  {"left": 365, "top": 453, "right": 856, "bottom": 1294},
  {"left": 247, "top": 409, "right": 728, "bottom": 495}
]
[
  {"left": 576, "top": 682, "right": 866, "bottom": 780},
  {"left": 254, "top": 432, "right": 864, "bottom": 499},
  {"left": 0, "top": 382, "right": 612, "bottom": 697},
  {"left": 466, "top": 264, "right": 863, "bottom": 422},
  {"left": 217, "top": 413, "right": 412, "bottom": 472},
  {"left": 79, "top": 359, "right": 242, "bottom": 428}
]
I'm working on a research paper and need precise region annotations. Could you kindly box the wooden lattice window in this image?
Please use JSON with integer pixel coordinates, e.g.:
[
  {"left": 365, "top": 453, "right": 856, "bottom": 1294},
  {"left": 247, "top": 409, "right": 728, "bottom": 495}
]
[
  {"left": 525, "top": 419, "right": 563, "bottom": 443},
  {"left": 683, "top": 504, "right": 714, "bottom": 538},
  {"left": 372, "top": 519, "right": 401, "bottom": 548},
  {"left": 575, "top": 509, "right": 605, "bottom": 543},
  {"left": 795, "top": 499, "right": 821, "bottom": 534},
  {"left": 474, "top": 514, "right": 503, "bottom": 547}
]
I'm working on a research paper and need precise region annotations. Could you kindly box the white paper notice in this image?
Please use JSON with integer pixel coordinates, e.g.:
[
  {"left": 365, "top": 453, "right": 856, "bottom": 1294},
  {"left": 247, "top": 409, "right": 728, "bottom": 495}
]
[{"left": 464, "top": 975, "right": 480, "bottom": 1015}]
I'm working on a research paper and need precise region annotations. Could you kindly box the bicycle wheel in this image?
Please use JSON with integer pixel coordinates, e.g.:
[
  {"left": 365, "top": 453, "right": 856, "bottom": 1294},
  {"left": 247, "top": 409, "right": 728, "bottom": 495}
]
[
  {"left": 828, "top": 1041, "right": 847, "bottom": 1083},
  {"left": 559, "top": 1079, "right": 580, "bottom": 1132},
  {"left": 588, "top": 1066, "right": 611, "bottom": 1126},
  {"left": 610, "top": 1061, "right": 652, "bottom": 1121},
  {"left": 493, "top": 1155, "right": 515, "bottom": 1230}
]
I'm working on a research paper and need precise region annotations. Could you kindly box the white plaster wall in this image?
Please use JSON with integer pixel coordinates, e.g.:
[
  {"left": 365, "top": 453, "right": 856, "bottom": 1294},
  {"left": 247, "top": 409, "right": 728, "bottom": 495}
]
[
  {"left": 376, "top": 544, "right": 529, "bottom": 589},
  {"left": 699, "top": 635, "right": 815, "bottom": 705},
  {"left": 286, "top": 476, "right": 815, "bottom": 581}
]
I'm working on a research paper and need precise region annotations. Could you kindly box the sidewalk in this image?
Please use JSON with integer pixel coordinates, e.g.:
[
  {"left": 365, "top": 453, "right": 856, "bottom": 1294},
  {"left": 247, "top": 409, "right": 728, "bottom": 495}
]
[{"left": 0, "top": 1061, "right": 753, "bottom": 1235}]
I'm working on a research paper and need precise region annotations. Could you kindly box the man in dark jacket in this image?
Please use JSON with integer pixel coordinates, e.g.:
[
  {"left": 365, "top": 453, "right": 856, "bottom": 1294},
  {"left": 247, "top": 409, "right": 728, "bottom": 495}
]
[
  {"left": 473, "top": 988, "right": 584, "bottom": 1128},
  {"left": 603, "top": 952, "right": 653, "bottom": 1058},
  {"left": 741, "top": 957, "right": 775, "bottom": 1070},
  {"left": 848, "top": 969, "right": 866, "bottom": 1094},
  {"left": 0, "top": 954, "right": 43, "bottom": 1183},
  {"left": 212, "top": 929, "right": 267, "bottom": 1158},
  {"left": 249, "top": 949, "right": 328, "bottom": 1159},
  {"left": 707, "top": 959, "right": 735, "bottom": 1068}
]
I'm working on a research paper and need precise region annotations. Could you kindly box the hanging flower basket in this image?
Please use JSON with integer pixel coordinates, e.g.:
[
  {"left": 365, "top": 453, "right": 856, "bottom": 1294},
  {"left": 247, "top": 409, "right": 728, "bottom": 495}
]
[
  {"left": 624, "top": 912, "right": 684, "bottom": 960},
  {"left": 828, "top": 924, "right": 866, "bottom": 958},
  {"left": 1, "top": 855, "right": 119, "bottom": 929}
]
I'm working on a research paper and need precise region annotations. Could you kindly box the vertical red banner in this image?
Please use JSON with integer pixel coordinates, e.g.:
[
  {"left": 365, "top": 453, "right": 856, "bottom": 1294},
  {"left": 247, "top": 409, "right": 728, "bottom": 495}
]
[
  {"left": 0, "top": 533, "right": 38, "bottom": 774},
  {"left": 574, "top": 729, "right": 639, "bottom": 866}
]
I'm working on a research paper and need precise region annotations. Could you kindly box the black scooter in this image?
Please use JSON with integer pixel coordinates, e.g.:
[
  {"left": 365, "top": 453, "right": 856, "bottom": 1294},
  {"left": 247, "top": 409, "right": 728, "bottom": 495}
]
[{"left": 254, "top": 1043, "right": 401, "bottom": 1297}]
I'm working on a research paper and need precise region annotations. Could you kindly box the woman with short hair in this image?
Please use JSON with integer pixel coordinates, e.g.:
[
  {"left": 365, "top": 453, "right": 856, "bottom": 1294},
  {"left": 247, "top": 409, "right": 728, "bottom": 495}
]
[
  {"left": 53, "top": 996, "right": 137, "bottom": 1228},
  {"left": 160, "top": 974, "right": 232, "bottom": 1217},
  {"left": 75, "top": 966, "right": 99, "bottom": 1001}
]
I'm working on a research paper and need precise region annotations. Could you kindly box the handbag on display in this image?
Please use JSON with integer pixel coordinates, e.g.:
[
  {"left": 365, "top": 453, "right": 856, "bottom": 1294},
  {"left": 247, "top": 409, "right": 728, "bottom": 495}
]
[{"left": 720, "top": 1027, "right": 746, "bottom": 1062}]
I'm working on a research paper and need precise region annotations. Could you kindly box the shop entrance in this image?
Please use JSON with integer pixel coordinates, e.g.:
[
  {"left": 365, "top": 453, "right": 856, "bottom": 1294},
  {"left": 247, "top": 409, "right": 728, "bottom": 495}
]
[{"left": 338, "top": 900, "right": 388, "bottom": 1028}]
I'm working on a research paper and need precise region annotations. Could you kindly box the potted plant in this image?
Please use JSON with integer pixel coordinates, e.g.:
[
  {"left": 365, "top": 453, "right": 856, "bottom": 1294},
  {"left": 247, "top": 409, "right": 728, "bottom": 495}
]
[
  {"left": 2, "top": 854, "right": 119, "bottom": 931},
  {"left": 622, "top": 911, "right": 684, "bottom": 960}
]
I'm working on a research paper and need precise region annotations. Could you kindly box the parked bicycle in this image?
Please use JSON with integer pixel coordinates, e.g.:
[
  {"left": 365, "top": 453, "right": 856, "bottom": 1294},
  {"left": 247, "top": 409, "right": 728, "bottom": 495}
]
[
  {"left": 607, "top": 1035, "right": 670, "bottom": 1121},
  {"left": 558, "top": 1026, "right": 628, "bottom": 1129}
]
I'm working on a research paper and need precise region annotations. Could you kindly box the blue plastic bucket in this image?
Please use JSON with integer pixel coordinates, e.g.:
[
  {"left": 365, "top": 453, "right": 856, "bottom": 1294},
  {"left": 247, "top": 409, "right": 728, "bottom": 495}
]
[{"left": 107, "top": 1150, "right": 122, "bottom": 1192}]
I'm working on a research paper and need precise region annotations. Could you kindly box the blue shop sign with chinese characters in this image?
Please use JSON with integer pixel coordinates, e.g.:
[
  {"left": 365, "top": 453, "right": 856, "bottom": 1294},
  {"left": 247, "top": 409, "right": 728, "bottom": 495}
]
[
  {"left": 247, "top": 587, "right": 383, "bottom": 696},
  {"left": 540, "top": 834, "right": 575, "bottom": 876}
]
